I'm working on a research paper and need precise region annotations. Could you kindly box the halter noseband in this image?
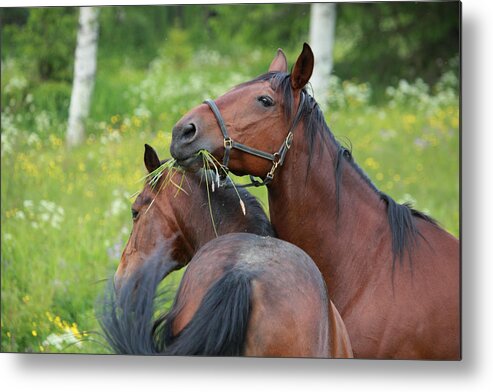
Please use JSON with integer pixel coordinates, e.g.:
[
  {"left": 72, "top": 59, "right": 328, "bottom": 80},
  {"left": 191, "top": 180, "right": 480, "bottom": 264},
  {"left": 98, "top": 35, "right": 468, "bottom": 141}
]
[{"left": 203, "top": 91, "right": 306, "bottom": 187}]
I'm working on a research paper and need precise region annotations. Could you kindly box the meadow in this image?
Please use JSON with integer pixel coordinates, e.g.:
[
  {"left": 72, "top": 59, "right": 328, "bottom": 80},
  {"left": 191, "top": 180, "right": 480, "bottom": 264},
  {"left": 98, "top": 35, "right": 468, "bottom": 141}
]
[{"left": 1, "top": 46, "right": 459, "bottom": 354}]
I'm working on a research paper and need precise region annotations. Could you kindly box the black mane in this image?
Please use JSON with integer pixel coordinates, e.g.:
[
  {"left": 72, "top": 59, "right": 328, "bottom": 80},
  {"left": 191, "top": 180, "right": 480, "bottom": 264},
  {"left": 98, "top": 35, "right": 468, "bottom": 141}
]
[
  {"left": 200, "top": 170, "right": 275, "bottom": 238},
  {"left": 246, "top": 71, "right": 438, "bottom": 267}
]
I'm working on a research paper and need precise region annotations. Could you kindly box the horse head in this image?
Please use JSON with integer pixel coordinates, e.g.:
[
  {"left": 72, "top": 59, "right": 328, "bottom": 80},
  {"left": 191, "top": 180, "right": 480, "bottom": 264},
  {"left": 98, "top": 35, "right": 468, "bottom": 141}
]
[
  {"left": 170, "top": 43, "right": 314, "bottom": 182},
  {"left": 114, "top": 145, "right": 190, "bottom": 288}
]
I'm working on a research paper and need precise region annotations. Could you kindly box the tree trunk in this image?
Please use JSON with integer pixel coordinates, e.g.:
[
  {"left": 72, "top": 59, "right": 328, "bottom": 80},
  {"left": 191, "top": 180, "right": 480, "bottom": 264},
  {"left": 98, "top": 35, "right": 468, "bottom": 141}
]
[
  {"left": 309, "top": 3, "right": 336, "bottom": 111},
  {"left": 66, "top": 7, "right": 99, "bottom": 147}
]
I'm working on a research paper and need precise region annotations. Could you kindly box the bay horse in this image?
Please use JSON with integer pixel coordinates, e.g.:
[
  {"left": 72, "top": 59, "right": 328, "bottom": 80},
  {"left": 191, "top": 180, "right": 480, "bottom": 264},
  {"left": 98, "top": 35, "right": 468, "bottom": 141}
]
[
  {"left": 99, "top": 144, "right": 352, "bottom": 357},
  {"left": 169, "top": 44, "right": 460, "bottom": 359}
]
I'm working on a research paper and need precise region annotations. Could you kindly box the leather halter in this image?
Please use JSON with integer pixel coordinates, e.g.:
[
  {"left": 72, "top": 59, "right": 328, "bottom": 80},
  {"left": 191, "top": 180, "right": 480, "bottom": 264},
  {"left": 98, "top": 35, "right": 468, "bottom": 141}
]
[{"left": 203, "top": 91, "right": 306, "bottom": 187}]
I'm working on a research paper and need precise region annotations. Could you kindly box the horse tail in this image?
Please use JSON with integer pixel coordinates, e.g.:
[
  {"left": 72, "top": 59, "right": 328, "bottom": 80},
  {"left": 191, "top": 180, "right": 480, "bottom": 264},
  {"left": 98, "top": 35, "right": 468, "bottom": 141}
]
[
  {"left": 163, "top": 267, "right": 253, "bottom": 356},
  {"left": 97, "top": 251, "right": 176, "bottom": 355}
]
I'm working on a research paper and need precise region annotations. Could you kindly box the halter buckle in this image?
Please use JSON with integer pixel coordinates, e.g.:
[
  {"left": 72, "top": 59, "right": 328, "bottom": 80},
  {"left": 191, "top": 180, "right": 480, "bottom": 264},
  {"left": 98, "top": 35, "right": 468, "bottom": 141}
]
[{"left": 224, "top": 137, "right": 233, "bottom": 149}]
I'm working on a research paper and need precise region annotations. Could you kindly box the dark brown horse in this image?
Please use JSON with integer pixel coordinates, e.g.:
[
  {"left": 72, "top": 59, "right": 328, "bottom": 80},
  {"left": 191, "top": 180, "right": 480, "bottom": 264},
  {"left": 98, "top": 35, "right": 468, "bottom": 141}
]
[
  {"left": 170, "top": 44, "right": 460, "bottom": 359},
  {"left": 100, "top": 144, "right": 352, "bottom": 357}
]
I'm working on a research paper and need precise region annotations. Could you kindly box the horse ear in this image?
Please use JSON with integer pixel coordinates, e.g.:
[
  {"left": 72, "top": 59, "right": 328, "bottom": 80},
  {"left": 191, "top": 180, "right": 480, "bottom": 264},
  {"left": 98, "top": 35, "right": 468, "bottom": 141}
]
[
  {"left": 144, "top": 144, "right": 161, "bottom": 173},
  {"left": 290, "top": 43, "right": 314, "bottom": 90},
  {"left": 268, "top": 48, "right": 288, "bottom": 73}
]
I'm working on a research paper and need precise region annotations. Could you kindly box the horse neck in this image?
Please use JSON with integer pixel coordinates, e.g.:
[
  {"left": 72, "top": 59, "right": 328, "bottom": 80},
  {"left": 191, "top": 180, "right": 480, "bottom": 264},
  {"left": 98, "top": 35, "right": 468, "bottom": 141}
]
[
  {"left": 267, "top": 124, "right": 390, "bottom": 308},
  {"left": 164, "top": 175, "right": 217, "bottom": 261},
  {"left": 172, "top": 174, "right": 262, "bottom": 258}
]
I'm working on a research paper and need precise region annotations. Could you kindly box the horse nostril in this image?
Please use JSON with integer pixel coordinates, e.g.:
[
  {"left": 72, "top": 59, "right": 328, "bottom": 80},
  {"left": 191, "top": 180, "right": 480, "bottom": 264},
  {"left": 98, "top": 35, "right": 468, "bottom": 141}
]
[{"left": 181, "top": 123, "right": 197, "bottom": 142}]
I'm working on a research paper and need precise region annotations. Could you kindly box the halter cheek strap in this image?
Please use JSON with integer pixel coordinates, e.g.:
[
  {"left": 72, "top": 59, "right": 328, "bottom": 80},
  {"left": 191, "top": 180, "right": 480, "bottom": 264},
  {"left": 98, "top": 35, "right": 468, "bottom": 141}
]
[{"left": 203, "top": 91, "right": 306, "bottom": 187}]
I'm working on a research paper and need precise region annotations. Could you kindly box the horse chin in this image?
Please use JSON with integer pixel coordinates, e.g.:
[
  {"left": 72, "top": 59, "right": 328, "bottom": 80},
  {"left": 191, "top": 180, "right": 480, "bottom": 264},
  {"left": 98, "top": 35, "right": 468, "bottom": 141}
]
[
  {"left": 175, "top": 154, "right": 203, "bottom": 172},
  {"left": 170, "top": 142, "right": 202, "bottom": 171}
]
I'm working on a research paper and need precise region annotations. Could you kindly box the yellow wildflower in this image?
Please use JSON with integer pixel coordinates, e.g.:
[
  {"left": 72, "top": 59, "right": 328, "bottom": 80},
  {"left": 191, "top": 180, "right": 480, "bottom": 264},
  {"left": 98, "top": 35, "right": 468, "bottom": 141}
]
[
  {"left": 6, "top": 208, "right": 19, "bottom": 218},
  {"left": 49, "top": 134, "right": 63, "bottom": 148},
  {"left": 54, "top": 316, "right": 62, "bottom": 329},
  {"left": 403, "top": 114, "right": 416, "bottom": 125},
  {"left": 70, "top": 324, "right": 82, "bottom": 339},
  {"left": 364, "top": 157, "right": 379, "bottom": 170}
]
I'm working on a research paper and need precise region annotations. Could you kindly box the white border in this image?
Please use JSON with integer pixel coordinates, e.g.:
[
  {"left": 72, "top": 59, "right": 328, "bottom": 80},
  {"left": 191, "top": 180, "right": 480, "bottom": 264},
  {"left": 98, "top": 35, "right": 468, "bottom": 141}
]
[{"left": 1, "top": 0, "right": 492, "bottom": 391}]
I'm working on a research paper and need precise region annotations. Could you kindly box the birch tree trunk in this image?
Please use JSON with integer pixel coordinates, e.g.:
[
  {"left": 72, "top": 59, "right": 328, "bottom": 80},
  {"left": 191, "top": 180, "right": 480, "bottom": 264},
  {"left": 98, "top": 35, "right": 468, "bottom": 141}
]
[
  {"left": 309, "top": 3, "right": 336, "bottom": 111},
  {"left": 66, "top": 7, "right": 99, "bottom": 147}
]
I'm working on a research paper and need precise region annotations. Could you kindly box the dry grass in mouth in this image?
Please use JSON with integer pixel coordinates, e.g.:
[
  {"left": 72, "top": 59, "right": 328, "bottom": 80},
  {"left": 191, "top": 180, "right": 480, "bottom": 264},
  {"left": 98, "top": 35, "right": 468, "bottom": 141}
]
[
  {"left": 131, "top": 158, "right": 188, "bottom": 215},
  {"left": 198, "top": 150, "right": 246, "bottom": 237},
  {"left": 139, "top": 158, "right": 182, "bottom": 190},
  {"left": 130, "top": 151, "right": 246, "bottom": 238},
  {"left": 199, "top": 150, "right": 246, "bottom": 214}
]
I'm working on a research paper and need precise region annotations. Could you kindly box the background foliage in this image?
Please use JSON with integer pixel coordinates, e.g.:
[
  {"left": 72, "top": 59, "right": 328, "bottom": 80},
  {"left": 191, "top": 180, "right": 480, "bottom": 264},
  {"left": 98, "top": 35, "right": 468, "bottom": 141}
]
[{"left": 1, "top": 3, "right": 459, "bottom": 353}]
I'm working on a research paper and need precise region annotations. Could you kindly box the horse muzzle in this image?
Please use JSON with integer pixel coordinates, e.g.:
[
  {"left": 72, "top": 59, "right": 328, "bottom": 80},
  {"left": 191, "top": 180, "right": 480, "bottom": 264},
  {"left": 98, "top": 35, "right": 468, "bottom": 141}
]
[{"left": 170, "top": 121, "right": 205, "bottom": 166}]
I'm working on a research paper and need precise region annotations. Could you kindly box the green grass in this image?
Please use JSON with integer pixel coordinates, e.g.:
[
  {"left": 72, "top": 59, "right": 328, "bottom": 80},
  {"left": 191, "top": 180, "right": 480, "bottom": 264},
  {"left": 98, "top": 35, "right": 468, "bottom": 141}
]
[{"left": 1, "top": 50, "right": 459, "bottom": 353}]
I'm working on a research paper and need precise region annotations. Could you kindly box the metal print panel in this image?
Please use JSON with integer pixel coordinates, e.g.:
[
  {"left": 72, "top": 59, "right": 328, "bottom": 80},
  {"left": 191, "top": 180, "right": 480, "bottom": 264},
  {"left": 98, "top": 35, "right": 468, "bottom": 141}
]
[{"left": 1, "top": 1, "right": 460, "bottom": 359}]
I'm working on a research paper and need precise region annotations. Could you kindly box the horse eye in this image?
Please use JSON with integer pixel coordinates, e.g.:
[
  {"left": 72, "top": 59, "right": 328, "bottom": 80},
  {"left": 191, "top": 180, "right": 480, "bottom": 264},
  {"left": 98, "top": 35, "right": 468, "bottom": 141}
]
[
  {"left": 257, "top": 95, "right": 274, "bottom": 107},
  {"left": 131, "top": 208, "right": 139, "bottom": 220}
]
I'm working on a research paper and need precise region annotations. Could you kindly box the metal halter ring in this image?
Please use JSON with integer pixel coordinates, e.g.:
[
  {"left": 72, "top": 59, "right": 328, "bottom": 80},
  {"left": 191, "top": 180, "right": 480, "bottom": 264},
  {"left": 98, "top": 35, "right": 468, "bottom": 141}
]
[{"left": 224, "top": 137, "right": 233, "bottom": 149}]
